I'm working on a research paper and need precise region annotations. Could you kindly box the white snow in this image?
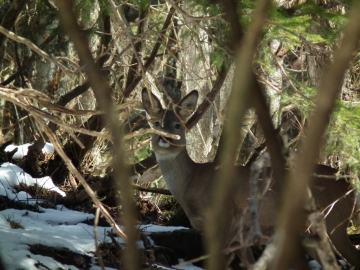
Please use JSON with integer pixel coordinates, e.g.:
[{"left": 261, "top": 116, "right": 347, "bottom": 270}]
[
  {"left": 0, "top": 162, "right": 65, "bottom": 198},
  {"left": 5, "top": 142, "right": 54, "bottom": 160},
  {"left": 0, "top": 143, "right": 201, "bottom": 270}
]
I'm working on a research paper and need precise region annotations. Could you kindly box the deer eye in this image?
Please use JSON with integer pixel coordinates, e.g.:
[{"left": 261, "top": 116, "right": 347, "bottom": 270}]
[
  {"left": 174, "top": 124, "right": 181, "bottom": 129},
  {"left": 154, "top": 121, "right": 160, "bottom": 127}
]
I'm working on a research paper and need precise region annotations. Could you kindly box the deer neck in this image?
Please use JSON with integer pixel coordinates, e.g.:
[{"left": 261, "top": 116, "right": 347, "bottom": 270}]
[{"left": 154, "top": 148, "right": 195, "bottom": 198}]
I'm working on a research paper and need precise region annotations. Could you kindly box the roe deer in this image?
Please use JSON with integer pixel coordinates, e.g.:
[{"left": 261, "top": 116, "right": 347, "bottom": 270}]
[{"left": 142, "top": 88, "right": 360, "bottom": 268}]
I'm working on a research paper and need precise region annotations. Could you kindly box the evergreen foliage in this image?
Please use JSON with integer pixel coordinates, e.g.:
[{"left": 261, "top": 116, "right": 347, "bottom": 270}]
[{"left": 0, "top": 0, "right": 358, "bottom": 185}]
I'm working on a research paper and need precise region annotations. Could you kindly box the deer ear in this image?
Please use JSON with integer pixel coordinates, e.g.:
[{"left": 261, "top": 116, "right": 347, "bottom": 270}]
[
  {"left": 142, "top": 88, "right": 163, "bottom": 117},
  {"left": 176, "top": 90, "right": 198, "bottom": 119}
]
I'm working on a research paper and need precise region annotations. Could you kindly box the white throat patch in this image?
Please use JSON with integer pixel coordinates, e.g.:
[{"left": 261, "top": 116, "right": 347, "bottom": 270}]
[{"left": 158, "top": 138, "right": 170, "bottom": 148}]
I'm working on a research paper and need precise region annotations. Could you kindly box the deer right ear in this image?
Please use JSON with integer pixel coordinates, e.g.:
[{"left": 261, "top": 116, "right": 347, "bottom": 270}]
[
  {"left": 142, "top": 88, "right": 163, "bottom": 117},
  {"left": 176, "top": 90, "right": 198, "bottom": 119}
]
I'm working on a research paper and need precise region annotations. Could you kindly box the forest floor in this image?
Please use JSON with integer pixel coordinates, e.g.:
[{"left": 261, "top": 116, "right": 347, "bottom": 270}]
[
  {"left": 0, "top": 143, "right": 351, "bottom": 270},
  {"left": 0, "top": 143, "right": 202, "bottom": 270}
]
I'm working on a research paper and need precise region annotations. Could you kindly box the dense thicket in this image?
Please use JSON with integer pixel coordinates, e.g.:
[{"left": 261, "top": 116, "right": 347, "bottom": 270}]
[{"left": 0, "top": 0, "right": 359, "bottom": 269}]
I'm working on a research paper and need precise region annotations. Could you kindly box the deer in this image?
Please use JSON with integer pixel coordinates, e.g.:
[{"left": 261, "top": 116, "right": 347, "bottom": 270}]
[{"left": 141, "top": 87, "right": 360, "bottom": 269}]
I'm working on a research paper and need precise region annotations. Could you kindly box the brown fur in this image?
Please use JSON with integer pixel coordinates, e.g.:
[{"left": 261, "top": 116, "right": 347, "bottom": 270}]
[{"left": 142, "top": 88, "right": 360, "bottom": 268}]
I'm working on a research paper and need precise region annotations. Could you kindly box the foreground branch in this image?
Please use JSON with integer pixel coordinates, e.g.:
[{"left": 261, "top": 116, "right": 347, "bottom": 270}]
[
  {"left": 272, "top": 2, "right": 360, "bottom": 269},
  {"left": 55, "top": 1, "right": 140, "bottom": 269},
  {"left": 205, "top": 0, "right": 272, "bottom": 269}
]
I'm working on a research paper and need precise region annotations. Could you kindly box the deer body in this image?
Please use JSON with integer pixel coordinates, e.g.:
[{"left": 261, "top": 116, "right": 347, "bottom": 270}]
[{"left": 142, "top": 88, "right": 360, "bottom": 268}]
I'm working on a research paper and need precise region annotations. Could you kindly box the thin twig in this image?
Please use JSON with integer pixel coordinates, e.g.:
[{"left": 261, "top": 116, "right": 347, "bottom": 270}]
[
  {"left": 55, "top": 1, "right": 140, "bottom": 269},
  {"left": 0, "top": 26, "right": 70, "bottom": 74},
  {"left": 205, "top": 0, "right": 272, "bottom": 268},
  {"left": 94, "top": 208, "right": 105, "bottom": 270},
  {"left": 249, "top": 153, "right": 271, "bottom": 244},
  {"left": 123, "top": 6, "right": 176, "bottom": 96},
  {"left": 38, "top": 116, "right": 128, "bottom": 240},
  {"left": 272, "top": 2, "right": 360, "bottom": 269}
]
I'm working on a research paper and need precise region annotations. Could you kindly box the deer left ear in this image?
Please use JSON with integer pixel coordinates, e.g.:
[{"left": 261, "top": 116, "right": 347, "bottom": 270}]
[
  {"left": 142, "top": 88, "right": 163, "bottom": 117},
  {"left": 176, "top": 90, "right": 198, "bottom": 119}
]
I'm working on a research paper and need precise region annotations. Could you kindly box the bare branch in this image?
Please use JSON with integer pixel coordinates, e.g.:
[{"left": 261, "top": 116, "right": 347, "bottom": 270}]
[
  {"left": 166, "top": 0, "right": 227, "bottom": 49},
  {"left": 205, "top": 0, "right": 272, "bottom": 268},
  {"left": 0, "top": 87, "right": 112, "bottom": 139},
  {"left": 0, "top": 26, "right": 70, "bottom": 74},
  {"left": 55, "top": 1, "right": 140, "bottom": 269},
  {"left": 0, "top": 0, "right": 27, "bottom": 48},
  {"left": 249, "top": 153, "right": 271, "bottom": 243},
  {"left": 186, "top": 67, "right": 228, "bottom": 130},
  {"left": 272, "top": 1, "right": 360, "bottom": 269},
  {"left": 123, "top": 6, "right": 176, "bottom": 97},
  {"left": 123, "top": 128, "right": 180, "bottom": 141},
  {"left": 38, "top": 116, "right": 128, "bottom": 241}
]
